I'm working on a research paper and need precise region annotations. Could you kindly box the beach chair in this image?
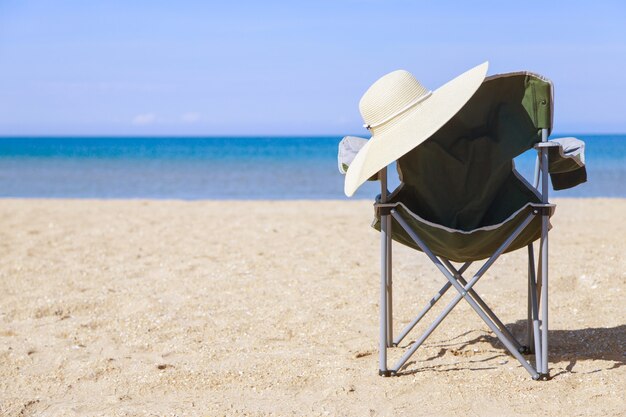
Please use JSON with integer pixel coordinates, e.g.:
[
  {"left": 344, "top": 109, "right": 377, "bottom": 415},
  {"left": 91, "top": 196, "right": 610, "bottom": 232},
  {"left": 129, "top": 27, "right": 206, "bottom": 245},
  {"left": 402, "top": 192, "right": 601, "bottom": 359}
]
[{"left": 339, "top": 62, "right": 586, "bottom": 380}]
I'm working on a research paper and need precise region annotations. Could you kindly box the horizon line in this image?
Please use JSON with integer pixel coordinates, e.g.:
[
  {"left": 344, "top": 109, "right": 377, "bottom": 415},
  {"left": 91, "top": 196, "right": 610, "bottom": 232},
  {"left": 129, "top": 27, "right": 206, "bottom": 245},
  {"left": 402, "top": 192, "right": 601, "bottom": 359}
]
[{"left": 1, "top": 132, "right": 625, "bottom": 139}]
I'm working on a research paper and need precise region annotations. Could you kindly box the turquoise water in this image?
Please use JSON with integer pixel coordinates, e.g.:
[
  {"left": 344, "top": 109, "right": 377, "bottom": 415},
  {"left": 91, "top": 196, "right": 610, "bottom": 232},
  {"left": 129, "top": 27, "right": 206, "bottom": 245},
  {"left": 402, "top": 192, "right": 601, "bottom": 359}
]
[{"left": 0, "top": 135, "right": 624, "bottom": 199}]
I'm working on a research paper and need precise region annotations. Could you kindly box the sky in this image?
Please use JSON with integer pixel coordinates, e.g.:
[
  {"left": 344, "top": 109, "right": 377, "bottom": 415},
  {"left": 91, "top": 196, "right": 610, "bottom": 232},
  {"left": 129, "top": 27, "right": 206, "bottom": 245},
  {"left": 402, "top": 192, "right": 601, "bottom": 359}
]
[{"left": 0, "top": 0, "right": 625, "bottom": 136}]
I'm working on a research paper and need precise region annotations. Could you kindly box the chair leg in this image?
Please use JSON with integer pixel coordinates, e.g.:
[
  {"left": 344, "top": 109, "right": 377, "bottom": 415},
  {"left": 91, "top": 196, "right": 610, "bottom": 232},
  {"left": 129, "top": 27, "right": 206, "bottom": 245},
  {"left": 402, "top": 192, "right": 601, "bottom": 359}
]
[
  {"left": 528, "top": 244, "right": 542, "bottom": 369},
  {"left": 379, "top": 213, "right": 390, "bottom": 376},
  {"left": 526, "top": 244, "right": 535, "bottom": 353},
  {"left": 386, "top": 215, "right": 394, "bottom": 347},
  {"left": 536, "top": 250, "right": 542, "bottom": 307},
  {"left": 536, "top": 127, "right": 550, "bottom": 380},
  {"left": 540, "top": 215, "right": 549, "bottom": 379}
]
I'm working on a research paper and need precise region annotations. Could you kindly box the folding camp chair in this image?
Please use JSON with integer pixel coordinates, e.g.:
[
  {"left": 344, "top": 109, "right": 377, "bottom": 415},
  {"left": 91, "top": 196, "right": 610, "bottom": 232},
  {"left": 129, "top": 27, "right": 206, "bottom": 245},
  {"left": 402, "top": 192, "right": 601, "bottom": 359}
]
[{"left": 339, "top": 71, "right": 586, "bottom": 380}]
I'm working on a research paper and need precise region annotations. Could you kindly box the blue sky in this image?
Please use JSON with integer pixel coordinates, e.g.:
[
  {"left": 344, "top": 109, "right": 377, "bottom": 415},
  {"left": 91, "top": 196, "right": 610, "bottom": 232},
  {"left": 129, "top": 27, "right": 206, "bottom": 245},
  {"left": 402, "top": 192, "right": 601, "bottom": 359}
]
[{"left": 0, "top": 0, "right": 625, "bottom": 136}]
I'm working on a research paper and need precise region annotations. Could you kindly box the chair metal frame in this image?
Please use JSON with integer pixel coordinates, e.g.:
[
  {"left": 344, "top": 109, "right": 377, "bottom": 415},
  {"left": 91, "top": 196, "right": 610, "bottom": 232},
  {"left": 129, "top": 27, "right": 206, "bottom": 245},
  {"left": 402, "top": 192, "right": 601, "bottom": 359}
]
[{"left": 376, "top": 128, "right": 553, "bottom": 380}]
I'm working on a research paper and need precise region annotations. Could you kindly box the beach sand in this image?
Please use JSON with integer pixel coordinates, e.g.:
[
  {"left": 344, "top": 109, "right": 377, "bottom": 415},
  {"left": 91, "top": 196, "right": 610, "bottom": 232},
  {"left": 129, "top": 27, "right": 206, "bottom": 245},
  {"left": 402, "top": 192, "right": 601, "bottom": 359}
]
[{"left": 0, "top": 199, "right": 624, "bottom": 416}]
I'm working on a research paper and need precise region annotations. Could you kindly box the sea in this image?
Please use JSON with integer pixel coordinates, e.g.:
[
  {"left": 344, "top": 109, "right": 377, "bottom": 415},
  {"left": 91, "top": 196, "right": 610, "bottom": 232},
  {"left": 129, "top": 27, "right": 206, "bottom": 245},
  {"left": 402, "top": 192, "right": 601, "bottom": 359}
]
[{"left": 0, "top": 135, "right": 624, "bottom": 199}]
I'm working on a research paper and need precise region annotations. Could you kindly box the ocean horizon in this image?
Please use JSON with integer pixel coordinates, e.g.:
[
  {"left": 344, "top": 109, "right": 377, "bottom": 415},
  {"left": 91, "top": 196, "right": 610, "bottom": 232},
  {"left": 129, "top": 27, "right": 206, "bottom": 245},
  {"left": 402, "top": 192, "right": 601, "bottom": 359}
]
[{"left": 0, "top": 135, "right": 624, "bottom": 199}]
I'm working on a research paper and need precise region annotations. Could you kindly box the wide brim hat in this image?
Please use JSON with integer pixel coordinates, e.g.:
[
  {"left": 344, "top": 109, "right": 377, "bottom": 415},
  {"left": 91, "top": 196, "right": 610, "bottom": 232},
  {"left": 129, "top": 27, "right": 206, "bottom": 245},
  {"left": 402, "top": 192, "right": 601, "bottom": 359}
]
[{"left": 344, "top": 61, "right": 489, "bottom": 196}]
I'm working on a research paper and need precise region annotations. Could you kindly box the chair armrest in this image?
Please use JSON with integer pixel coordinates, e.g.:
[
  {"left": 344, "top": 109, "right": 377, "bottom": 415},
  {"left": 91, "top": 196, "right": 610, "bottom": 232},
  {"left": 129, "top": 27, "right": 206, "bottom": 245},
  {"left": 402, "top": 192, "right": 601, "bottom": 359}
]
[
  {"left": 544, "top": 137, "right": 587, "bottom": 190},
  {"left": 338, "top": 136, "right": 379, "bottom": 181},
  {"left": 338, "top": 136, "right": 368, "bottom": 174}
]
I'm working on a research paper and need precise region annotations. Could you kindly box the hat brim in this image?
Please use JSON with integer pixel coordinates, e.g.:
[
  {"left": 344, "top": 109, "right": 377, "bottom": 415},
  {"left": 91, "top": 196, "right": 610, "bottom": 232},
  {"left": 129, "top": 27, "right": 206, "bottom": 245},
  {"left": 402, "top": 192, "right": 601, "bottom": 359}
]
[{"left": 345, "top": 61, "right": 489, "bottom": 197}]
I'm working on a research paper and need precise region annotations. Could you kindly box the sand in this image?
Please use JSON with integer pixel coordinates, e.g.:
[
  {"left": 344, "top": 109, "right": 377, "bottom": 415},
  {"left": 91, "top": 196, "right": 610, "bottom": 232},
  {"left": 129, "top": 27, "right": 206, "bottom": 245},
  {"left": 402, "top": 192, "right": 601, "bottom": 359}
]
[{"left": 0, "top": 198, "right": 624, "bottom": 416}]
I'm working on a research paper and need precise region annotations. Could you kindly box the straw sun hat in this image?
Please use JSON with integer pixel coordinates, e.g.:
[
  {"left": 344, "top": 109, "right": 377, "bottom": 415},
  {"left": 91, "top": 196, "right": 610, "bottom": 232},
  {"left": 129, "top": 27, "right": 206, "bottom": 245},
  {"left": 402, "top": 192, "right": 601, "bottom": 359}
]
[{"left": 344, "top": 61, "right": 489, "bottom": 196}]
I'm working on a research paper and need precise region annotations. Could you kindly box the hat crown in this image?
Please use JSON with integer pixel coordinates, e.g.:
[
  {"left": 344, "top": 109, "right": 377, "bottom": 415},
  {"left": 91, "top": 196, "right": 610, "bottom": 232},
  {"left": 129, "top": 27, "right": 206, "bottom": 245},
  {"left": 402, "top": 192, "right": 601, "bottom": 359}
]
[{"left": 359, "top": 70, "right": 430, "bottom": 129}]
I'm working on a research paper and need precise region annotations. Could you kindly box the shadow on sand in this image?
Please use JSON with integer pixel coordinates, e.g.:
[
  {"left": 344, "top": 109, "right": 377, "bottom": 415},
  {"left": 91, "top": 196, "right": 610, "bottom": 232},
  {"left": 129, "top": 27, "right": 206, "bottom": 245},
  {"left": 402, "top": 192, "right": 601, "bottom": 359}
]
[{"left": 399, "top": 322, "right": 625, "bottom": 377}]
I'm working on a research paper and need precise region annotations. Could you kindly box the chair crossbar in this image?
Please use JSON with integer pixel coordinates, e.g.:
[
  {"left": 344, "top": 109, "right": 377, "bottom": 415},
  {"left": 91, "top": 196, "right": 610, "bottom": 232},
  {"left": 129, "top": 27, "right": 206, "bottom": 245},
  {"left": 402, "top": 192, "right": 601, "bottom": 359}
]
[
  {"left": 393, "top": 280, "right": 451, "bottom": 346},
  {"left": 441, "top": 259, "right": 522, "bottom": 351},
  {"left": 394, "top": 261, "right": 472, "bottom": 346},
  {"left": 389, "top": 210, "right": 540, "bottom": 378}
]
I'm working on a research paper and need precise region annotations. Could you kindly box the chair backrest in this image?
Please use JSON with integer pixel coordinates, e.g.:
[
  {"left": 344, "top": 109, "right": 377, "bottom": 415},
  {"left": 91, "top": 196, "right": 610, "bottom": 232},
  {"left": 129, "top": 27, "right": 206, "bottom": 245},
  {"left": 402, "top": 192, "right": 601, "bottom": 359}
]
[{"left": 392, "top": 73, "right": 553, "bottom": 231}]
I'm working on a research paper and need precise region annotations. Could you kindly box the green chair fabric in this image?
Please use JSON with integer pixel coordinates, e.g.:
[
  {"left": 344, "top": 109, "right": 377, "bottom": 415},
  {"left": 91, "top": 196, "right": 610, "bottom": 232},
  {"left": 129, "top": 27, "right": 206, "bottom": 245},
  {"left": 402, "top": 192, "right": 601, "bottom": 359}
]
[{"left": 372, "top": 73, "right": 555, "bottom": 262}]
